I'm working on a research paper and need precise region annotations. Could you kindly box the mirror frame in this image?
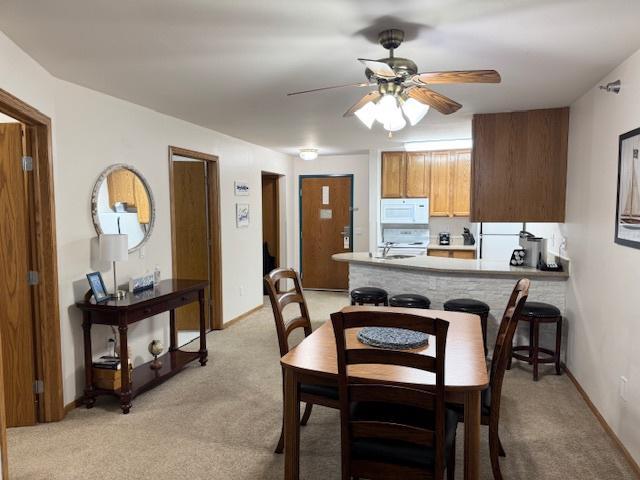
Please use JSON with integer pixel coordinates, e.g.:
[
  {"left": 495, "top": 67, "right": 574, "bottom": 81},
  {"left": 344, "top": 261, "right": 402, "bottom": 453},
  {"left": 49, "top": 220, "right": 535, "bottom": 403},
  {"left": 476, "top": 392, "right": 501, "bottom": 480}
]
[{"left": 91, "top": 163, "right": 156, "bottom": 253}]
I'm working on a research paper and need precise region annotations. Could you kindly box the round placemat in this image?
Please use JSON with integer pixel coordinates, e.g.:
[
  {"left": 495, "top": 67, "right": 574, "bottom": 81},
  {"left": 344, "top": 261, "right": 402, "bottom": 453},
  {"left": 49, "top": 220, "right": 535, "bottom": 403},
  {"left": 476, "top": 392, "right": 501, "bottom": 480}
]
[{"left": 357, "top": 327, "right": 429, "bottom": 350}]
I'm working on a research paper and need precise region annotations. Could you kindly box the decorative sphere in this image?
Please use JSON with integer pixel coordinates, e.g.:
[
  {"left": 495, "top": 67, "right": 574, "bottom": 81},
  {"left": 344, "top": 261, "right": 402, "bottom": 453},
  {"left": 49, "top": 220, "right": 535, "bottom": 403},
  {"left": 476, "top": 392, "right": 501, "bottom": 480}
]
[{"left": 148, "top": 339, "right": 164, "bottom": 357}]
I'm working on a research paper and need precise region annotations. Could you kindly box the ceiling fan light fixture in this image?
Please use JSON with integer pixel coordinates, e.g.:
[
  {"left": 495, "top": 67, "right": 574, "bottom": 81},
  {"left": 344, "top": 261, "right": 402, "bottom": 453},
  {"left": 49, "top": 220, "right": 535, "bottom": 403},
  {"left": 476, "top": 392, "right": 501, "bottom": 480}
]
[
  {"left": 383, "top": 110, "right": 407, "bottom": 132},
  {"left": 354, "top": 101, "right": 377, "bottom": 129},
  {"left": 401, "top": 98, "right": 430, "bottom": 126},
  {"left": 299, "top": 148, "right": 318, "bottom": 161},
  {"left": 375, "top": 94, "right": 400, "bottom": 125}
]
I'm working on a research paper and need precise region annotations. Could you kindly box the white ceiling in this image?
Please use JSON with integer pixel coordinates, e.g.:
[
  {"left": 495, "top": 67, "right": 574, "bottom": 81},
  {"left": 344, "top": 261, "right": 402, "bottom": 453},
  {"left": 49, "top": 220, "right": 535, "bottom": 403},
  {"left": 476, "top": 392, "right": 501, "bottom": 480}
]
[{"left": 2, "top": 0, "right": 640, "bottom": 155}]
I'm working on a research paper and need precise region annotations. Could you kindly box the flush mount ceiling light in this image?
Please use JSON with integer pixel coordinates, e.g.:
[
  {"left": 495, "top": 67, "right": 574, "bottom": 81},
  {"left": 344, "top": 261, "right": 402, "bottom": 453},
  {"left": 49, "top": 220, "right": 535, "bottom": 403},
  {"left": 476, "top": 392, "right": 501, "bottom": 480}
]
[
  {"left": 288, "top": 28, "right": 501, "bottom": 137},
  {"left": 299, "top": 148, "right": 318, "bottom": 161}
]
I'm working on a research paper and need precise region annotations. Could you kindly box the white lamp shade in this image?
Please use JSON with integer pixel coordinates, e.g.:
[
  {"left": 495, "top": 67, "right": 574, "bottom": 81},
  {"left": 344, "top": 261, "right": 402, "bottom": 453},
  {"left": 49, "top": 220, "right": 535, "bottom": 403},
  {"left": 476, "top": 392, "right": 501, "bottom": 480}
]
[
  {"left": 402, "top": 98, "right": 430, "bottom": 126},
  {"left": 354, "top": 101, "right": 377, "bottom": 129},
  {"left": 100, "top": 234, "right": 129, "bottom": 262},
  {"left": 375, "top": 94, "right": 399, "bottom": 124},
  {"left": 383, "top": 108, "right": 407, "bottom": 132}
]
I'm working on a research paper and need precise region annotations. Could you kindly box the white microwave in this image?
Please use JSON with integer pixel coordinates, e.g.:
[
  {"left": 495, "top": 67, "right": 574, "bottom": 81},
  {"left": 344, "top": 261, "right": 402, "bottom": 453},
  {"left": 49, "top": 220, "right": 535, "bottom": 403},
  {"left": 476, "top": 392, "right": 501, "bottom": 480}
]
[{"left": 380, "top": 198, "right": 429, "bottom": 224}]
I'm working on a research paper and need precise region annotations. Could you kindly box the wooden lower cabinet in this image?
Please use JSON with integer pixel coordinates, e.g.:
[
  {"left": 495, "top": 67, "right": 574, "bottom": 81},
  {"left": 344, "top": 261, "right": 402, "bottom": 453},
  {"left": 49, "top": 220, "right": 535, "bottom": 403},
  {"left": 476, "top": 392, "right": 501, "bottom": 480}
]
[{"left": 428, "top": 248, "right": 477, "bottom": 259}]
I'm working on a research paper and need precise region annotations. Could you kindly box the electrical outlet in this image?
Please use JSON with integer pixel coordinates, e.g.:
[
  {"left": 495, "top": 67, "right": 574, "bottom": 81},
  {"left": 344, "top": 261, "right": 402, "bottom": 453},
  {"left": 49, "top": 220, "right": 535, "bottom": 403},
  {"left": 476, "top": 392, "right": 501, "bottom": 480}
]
[
  {"left": 239, "top": 285, "right": 244, "bottom": 296},
  {"left": 620, "top": 376, "right": 628, "bottom": 401}
]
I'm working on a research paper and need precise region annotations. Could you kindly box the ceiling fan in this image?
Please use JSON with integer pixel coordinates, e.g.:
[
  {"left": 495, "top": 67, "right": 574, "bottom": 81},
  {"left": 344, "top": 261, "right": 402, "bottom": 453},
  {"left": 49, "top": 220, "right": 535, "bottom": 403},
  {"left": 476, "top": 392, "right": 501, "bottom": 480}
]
[{"left": 287, "top": 29, "right": 501, "bottom": 135}]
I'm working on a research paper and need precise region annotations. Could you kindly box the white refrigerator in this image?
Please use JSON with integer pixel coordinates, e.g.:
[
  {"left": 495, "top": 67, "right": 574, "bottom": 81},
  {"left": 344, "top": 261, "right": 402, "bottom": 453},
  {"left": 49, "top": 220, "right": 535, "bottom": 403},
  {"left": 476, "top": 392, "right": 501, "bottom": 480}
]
[{"left": 479, "top": 223, "right": 524, "bottom": 261}]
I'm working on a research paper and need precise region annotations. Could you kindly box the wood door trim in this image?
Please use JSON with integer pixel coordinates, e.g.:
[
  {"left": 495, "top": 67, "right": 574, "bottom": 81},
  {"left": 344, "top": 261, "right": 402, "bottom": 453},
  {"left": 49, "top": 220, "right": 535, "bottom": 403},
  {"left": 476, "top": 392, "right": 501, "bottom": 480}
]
[
  {"left": 168, "top": 146, "right": 223, "bottom": 330},
  {"left": 299, "top": 174, "right": 354, "bottom": 282},
  {"left": 0, "top": 89, "right": 64, "bottom": 428}
]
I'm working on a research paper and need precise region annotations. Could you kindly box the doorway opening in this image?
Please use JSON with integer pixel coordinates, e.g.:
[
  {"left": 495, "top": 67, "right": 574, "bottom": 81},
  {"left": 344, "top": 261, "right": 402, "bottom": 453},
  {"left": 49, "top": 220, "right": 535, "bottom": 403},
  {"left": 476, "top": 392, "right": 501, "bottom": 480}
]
[
  {"left": 0, "top": 89, "right": 63, "bottom": 437},
  {"left": 299, "top": 174, "right": 353, "bottom": 290},
  {"left": 261, "top": 172, "right": 282, "bottom": 288},
  {"left": 169, "top": 146, "right": 223, "bottom": 344}
]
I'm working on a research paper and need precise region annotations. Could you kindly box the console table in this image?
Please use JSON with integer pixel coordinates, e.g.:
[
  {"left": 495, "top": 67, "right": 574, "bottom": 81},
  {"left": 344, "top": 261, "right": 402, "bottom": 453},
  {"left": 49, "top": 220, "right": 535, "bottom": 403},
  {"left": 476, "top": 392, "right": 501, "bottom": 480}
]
[{"left": 76, "top": 279, "right": 209, "bottom": 414}]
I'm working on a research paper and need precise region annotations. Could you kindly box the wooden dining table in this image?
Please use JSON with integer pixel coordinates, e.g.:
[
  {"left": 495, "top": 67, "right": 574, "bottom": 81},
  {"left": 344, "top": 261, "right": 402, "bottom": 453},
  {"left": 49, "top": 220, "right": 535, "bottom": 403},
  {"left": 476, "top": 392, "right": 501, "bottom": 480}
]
[{"left": 280, "top": 305, "right": 489, "bottom": 480}]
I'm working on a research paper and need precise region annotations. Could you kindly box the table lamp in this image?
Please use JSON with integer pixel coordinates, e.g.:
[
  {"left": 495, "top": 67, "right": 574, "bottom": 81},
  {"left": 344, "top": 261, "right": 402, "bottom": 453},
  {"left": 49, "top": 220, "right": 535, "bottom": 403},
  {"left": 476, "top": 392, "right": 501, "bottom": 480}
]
[{"left": 100, "top": 234, "right": 128, "bottom": 299}]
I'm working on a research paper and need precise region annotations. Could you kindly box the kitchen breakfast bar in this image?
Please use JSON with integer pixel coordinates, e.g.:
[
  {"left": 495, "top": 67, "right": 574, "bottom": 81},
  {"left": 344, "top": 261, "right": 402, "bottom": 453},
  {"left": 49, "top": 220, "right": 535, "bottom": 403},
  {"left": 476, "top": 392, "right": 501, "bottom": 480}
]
[{"left": 332, "top": 252, "right": 570, "bottom": 354}]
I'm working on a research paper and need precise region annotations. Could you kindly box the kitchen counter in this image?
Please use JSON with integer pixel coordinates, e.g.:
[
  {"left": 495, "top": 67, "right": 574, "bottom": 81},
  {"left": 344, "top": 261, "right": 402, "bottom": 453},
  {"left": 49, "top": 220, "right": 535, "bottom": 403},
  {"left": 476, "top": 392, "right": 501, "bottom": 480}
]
[
  {"left": 427, "top": 243, "right": 478, "bottom": 251},
  {"left": 333, "top": 252, "right": 568, "bottom": 278},
  {"left": 333, "top": 251, "right": 569, "bottom": 357}
]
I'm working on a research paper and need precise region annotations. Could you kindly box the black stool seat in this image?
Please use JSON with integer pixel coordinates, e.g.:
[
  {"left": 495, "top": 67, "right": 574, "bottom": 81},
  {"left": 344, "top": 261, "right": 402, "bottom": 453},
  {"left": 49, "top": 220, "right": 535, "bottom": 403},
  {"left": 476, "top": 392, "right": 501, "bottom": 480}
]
[
  {"left": 350, "top": 287, "right": 388, "bottom": 306},
  {"left": 444, "top": 298, "right": 490, "bottom": 355},
  {"left": 521, "top": 301, "right": 561, "bottom": 318},
  {"left": 443, "top": 298, "right": 490, "bottom": 314},
  {"left": 389, "top": 294, "right": 431, "bottom": 309},
  {"left": 510, "top": 301, "right": 562, "bottom": 381}
]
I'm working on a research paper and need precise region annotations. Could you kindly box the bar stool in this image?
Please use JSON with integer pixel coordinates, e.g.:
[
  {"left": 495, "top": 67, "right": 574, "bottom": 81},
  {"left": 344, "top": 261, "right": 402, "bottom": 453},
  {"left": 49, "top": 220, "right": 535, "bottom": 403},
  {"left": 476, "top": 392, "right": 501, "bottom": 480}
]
[
  {"left": 350, "top": 287, "right": 388, "bottom": 306},
  {"left": 510, "top": 301, "right": 562, "bottom": 381},
  {"left": 389, "top": 293, "right": 431, "bottom": 309},
  {"left": 444, "top": 298, "right": 490, "bottom": 355}
]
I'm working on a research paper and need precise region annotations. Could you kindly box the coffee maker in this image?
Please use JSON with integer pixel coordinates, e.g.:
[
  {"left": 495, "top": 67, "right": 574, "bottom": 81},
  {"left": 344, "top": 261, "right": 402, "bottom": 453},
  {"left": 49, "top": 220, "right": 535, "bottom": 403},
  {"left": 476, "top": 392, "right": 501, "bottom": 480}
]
[{"left": 518, "top": 231, "right": 547, "bottom": 267}]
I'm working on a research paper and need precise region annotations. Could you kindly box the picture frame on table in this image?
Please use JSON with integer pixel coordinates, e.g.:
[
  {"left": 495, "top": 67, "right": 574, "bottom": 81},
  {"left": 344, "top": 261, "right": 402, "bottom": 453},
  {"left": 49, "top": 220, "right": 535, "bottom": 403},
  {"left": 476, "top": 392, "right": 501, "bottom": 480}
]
[{"left": 86, "top": 271, "right": 109, "bottom": 303}]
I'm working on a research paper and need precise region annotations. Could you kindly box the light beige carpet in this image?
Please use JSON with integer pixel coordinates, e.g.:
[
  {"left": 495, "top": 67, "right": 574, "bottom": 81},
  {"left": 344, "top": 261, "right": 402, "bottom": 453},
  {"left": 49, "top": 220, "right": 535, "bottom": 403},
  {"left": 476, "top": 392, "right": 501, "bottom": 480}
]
[{"left": 8, "top": 291, "right": 638, "bottom": 479}]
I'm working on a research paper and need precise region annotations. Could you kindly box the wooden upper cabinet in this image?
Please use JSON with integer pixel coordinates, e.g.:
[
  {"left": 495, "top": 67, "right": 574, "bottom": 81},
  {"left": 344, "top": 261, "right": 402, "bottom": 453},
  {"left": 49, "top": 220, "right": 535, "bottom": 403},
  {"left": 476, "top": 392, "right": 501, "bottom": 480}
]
[
  {"left": 381, "top": 152, "right": 405, "bottom": 198},
  {"left": 405, "top": 152, "right": 431, "bottom": 198},
  {"left": 451, "top": 150, "right": 471, "bottom": 216},
  {"left": 471, "top": 107, "right": 569, "bottom": 222},
  {"left": 429, "top": 151, "right": 452, "bottom": 216}
]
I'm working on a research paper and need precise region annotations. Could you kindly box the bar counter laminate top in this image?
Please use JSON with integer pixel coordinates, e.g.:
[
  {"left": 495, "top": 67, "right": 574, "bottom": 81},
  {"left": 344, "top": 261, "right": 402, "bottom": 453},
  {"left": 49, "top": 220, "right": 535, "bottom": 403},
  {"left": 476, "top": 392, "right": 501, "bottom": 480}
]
[{"left": 332, "top": 252, "right": 569, "bottom": 279}]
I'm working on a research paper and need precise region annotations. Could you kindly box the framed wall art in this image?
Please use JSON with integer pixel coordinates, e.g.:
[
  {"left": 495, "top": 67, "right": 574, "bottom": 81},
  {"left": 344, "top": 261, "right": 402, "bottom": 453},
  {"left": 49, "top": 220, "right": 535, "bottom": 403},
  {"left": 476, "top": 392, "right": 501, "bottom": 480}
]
[
  {"left": 236, "top": 203, "right": 250, "bottom": 228},
  {"left": 615, "top": 127, "right": 640, "bottom": 248},
  {"left": 234, "top": 181, "right": 249, "bottom": 196}
]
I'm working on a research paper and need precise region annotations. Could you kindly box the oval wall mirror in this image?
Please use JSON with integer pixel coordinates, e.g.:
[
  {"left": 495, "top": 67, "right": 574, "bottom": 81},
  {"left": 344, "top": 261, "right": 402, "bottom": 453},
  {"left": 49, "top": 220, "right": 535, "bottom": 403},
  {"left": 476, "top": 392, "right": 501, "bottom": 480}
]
[{"left": 91, "top": 164, "right": 155, "bottom": 252}]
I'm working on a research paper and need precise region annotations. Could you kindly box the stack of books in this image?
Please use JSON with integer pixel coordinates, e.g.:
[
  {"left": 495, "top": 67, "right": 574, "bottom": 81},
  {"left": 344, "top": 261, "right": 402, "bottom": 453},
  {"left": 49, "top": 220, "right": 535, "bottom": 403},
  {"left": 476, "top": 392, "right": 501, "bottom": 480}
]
[{"left": 92, "top": 356, "right": 133, "bottom": 391}]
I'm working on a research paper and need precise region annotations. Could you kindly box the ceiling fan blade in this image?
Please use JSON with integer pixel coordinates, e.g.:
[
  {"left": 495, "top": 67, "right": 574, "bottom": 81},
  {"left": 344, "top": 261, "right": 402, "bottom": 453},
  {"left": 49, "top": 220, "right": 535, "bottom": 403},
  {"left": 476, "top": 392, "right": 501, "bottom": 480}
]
[
  {"left": 343, "top": 91, "right": 381, "bottom": 117},
  {"left": 358, "top": 58, "right": 396, "bottom": 79},
  {"left": 412, "top": 70, "right": 501, "bottom": 85},
  {"left": 406, "top": 87, "right": 462, "bottom": 115},
  {"left": 287, "top": 82, "right": 371, "bottom": 96}
]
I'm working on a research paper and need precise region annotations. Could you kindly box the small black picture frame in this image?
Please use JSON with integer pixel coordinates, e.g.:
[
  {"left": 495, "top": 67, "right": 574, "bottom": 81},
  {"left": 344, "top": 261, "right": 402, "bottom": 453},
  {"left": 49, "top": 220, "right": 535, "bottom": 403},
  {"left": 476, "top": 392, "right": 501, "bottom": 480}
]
[
  {"left": 615, "top": 127, "right": 640, "bottom": 249},
  {"left": 86, "top": 271, "right": 109, "bottom": 303}
]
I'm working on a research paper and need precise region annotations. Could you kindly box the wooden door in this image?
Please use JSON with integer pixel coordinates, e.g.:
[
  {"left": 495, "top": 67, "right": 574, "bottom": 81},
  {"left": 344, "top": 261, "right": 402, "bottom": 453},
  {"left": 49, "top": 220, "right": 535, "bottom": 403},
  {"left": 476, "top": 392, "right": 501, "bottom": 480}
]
[
  {"left": 172, "top": 161, "right": 210, "bottom": 331},
  {"left": 429, "top": 151, "right": 452, "bottom": 216},
  {"left": 405, "top": 152, "right": 430, "bottom": 198},
  {"left": 381, "top": 152, "right": 405, "bottom": 198},
  {"left": 0, "top": 123, "right": 37, "bottom": 427},
  {"left": 261, "top": 174, "right": 279, "bottom": 267},
  {"left": 451, "top": 150, "right": 471, "bottom": 216},
  {"left": 300, "top": 176, "right": 352, "bottom": 289}
]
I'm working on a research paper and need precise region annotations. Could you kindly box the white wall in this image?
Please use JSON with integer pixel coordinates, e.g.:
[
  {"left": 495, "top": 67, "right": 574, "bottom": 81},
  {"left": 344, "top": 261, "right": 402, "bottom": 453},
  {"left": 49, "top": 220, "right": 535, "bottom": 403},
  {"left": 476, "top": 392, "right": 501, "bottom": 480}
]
[
  {"left": 0, "top": 31, "right": 295, "bottom": 403},
  {"left": 563, "top": 47, "right": 640, "bottom": 465},
  {"left": 293, "top": 154, "right": 370, "bottom": 269}
]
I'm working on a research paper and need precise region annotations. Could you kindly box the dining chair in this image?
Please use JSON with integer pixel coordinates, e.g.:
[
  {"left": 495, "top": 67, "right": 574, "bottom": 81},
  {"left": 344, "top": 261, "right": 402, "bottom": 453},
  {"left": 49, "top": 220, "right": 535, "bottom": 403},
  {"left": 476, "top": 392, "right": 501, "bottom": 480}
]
[
  {"left": 452, "top": 278, "right": 530, "bottom": 480},
  {"left": 330, "top": 308, "right": 457, "bottom": 480},
  {"left": 264, "top": 268, "right": 340, "bottom": 454}
]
